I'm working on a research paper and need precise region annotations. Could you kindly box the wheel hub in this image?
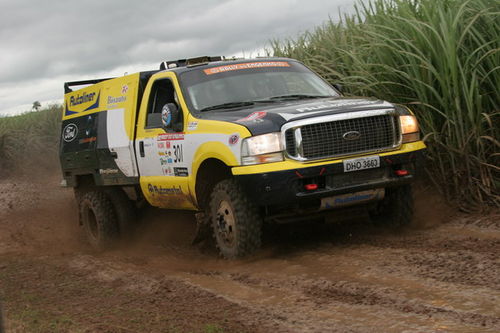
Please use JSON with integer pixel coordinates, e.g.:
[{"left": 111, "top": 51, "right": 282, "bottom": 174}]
[{"left": 216, "top": 200, "right": 236, "bottom": 247}]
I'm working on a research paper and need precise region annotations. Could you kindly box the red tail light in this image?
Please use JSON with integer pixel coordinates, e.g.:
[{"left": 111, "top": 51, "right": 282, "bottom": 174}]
[
  {"left": 395, "top": 169, "right": 409, "bottom": 176},
  {"left": 305, "top": 183, "right": 318, "bottom": 191}
]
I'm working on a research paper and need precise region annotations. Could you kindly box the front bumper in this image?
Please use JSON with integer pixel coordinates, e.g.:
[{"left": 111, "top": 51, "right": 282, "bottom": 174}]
[{"left": 233, "top": 142, "right": 426, "bottom": 208}]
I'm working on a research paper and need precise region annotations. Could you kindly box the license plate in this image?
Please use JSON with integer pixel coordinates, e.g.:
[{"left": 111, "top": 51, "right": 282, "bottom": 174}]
[{"left": 343, "top": 156, "right": 380, "bottom": 172}]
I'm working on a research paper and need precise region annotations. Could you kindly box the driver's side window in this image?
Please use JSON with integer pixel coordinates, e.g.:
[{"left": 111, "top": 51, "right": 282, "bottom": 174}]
[{"left": 146, "top": 79, "right": 179, "bottom": 129}]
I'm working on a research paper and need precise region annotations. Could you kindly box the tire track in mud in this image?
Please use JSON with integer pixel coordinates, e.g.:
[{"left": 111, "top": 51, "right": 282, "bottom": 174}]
[
  {"left": 1, "top": 178, "right": 500, "bottom": 332},
  {"left": 331, "top": 224, "right": 500, "bottom": 289},
  {"left": 171, "top": 220, "right": 500, "bottom": 333},
  {"left": 303, "top": 279, "right": 499, "bottom": 329}
]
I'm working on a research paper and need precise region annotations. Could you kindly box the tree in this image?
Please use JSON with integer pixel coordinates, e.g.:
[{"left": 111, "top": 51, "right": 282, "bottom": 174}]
[{"left": 32, "top": 101, "right": 41, "bottom": 111}]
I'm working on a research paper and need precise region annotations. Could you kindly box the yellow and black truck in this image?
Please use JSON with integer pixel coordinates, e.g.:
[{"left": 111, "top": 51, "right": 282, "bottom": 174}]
[{"left": 60, "top": 56, "right": 426, "bottom": 258}]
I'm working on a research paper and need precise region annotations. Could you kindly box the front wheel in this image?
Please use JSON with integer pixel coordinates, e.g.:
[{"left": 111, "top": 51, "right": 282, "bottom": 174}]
[
  {"left": 371, "top": 185, "right": 414, "bottom": 227},
  {"left": 209, "top": 179, "right": 262, "bottom": 259}
]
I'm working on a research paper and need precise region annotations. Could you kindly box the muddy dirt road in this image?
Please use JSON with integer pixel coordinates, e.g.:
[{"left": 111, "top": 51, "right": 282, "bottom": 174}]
[{"left": 0, "top": 176, "right": 499, "bottom": 333}]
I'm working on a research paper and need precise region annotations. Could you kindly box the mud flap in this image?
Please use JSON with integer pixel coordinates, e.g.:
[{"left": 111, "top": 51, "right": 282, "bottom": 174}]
[{"left": 192, "top": 212, "right": 212, "bottom": 245}]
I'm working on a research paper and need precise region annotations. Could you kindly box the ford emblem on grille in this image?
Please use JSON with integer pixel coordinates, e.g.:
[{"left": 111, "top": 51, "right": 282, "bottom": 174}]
[{"left": 343, "top": 130, "right": 361, "bottom": 141}]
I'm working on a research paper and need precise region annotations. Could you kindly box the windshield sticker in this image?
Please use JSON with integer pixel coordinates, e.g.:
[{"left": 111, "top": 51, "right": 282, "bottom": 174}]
[
  {"left": 204, "top": 62, "right": 290, "bottom": 75},
  {"left": 237, "top": 111, "right": 267, "bottom": 123}
]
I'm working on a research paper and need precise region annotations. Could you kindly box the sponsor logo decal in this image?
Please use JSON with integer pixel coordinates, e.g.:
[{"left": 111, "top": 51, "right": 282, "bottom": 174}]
[
  {"left": 237, "top": 111, "right": 267, "bottom": 123},
  {"left": 70, "top": 92, "right": 96, "bottom": 107},
  {"left": 79, "top": 136, "right": 97, "bottom": 144},
  {"left": 296, "top": 100, "right": 379, "bottom": 112},
  {"left": 187, "top": 121, "right": 198, "bottom": 131},
  {"left": 174, "top": 167, "right": 189, "bottom": 177},
  {"left": 321, "top": 189, "right": 384, "bottom": 210},
  {"left": 121, "top": 85, "right": 129, "bottom": 94},
  {"left": 159, "top": 152, "right": 174, "bottom": 163},
  {"left": 65, "top": 91, "right": 101, "bottom": 116},
  {"left": 204, "top": 61, "right": 290, "bottom": 75},
  {"left": 99, "top": 168, "right": 119, "bottom": 175},
  {"left": 162, "top": 166, "right": 173, "bottom": 176},
  {"left": 107, "top": 95, "right": 127, "bottom": 105},
  {"left": 158, "top": 141, "right": 171, "bottom": 149},
  {"left": 62, "top": 123, "right": 78, "bottom": 142},
  {"left": 147, "top": 184, "right": 183, "bottom": 195},
  {"left": 228, "top": 134, "right": 240, "bottom": 145},
  {"left": 158, "top": 133, "right": 184, "bottom": 141}
]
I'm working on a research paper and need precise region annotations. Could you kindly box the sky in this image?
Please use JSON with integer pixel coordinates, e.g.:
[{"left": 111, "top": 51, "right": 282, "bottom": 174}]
[{"left": 0, "top": 0, "right": 359, "bottom": 116}]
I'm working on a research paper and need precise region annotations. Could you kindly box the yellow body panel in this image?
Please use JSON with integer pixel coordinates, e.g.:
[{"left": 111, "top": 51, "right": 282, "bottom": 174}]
[
  {"left": 136, "top": 72, "right": 250, "bottom": 209},
  {"left": 63, "top": 73, "right": 141, "bottom": 139},
  {"left": 139, "top": 176, "right": 197, "bottom": 210}
]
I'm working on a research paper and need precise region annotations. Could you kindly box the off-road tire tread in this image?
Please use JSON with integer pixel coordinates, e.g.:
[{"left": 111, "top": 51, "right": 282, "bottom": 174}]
[
  {"left": 79, "top": 191, "right": 119, "bottom": 250},
  {"left": 105, "top": 188, "right": 137, "bottom": 239},
  {"left": 373, "top": 185, "right": 414, "bottom": 227},
  {"left": 210, "top": 179, "right": 262, "bottom": 259}
]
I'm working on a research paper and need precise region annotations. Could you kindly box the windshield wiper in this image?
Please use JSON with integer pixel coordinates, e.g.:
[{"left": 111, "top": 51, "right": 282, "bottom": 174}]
[
  {"left": 269, "top": 94, "right": 331, "bottom": 101},
  {"left": 200, "top": 101, "right": 255, "bottom": 112}
]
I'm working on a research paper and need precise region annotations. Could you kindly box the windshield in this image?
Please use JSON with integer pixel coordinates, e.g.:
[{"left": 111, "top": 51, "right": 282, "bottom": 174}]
[{"left": 179, "top": 60, "right": 339, "bottom": 112}]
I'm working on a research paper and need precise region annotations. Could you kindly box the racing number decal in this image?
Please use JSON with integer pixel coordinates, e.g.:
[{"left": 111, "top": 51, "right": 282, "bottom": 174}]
[{"left": 173, "top": 144, "right": 183, "bottom": 163}]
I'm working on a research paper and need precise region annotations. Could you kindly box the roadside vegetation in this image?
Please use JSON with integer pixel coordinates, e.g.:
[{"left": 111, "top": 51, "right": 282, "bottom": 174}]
[
  {"left": 0, "top": 1, "right": 498, "bottom": 210},
  {"left": 271, "top": 0, "right": 499, "bottom": 210},
  {"left": 0, "top": 105, "right": 61, "bottom": 175}
]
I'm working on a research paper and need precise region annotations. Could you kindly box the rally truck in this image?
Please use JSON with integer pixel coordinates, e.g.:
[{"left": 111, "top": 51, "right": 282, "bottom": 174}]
[{"left": 60, "top": 56, "right": 426, "bottom": 258}]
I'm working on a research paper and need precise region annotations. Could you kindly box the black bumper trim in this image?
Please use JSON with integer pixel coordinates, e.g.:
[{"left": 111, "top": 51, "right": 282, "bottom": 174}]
[{"left": 234, "top": 149, "right": 424, "bottom": 207}]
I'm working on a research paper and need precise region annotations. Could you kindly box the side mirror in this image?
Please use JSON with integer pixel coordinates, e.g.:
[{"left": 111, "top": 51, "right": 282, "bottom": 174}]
[
  {"left": 161, "top": 103, "right": 182, "bottom": 132},
  {"left": 333, "top": 83, "right": 343, "bottom": 93}
]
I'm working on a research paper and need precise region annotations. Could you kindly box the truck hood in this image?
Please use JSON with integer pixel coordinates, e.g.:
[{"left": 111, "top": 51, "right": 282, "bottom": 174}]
[{"left": 195, "top": 97, "right": 396, "bottom": 135}]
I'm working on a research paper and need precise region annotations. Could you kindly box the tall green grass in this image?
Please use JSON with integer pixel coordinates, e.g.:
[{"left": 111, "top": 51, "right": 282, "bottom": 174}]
[
  {"left": 272, "top": 0, "right": 499, "bottom": 210},
  {"left": 0, "top": 105, "right": 62, "bottom": 175}
]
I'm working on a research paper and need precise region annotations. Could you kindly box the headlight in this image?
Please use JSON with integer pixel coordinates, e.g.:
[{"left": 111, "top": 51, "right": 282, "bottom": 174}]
[
  {"left": 241, "top": 132, "right": 284, "bottom": 165},
  {"left": 399, "top": 115, "right": 420, "bottom": 143}
]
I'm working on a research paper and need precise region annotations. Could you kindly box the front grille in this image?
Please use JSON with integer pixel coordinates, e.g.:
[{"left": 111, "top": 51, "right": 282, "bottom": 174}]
[
  {"left": 285, "top": 130, "right": 296, "bottom": 156},
  {"left": 285, "top": 115, "right": 399, "bottom": 160}
]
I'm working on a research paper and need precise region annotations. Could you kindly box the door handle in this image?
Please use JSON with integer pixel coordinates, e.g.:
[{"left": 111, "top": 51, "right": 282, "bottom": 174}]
[{"left": 139, "top": 141, "right": 145, "bottom": 157}]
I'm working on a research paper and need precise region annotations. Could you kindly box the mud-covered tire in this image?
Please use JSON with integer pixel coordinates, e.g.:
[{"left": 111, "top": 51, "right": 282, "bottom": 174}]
[
  {"left": 209, "top": 179, "right": 262, "bottom": 259},
  {"left": 79, "top": 191, "right": 119, "bottom": 250},
  {"left": 105, "top": 188, "right": 137, "bottom": 239},
  {"left": 371, "top": 185, "right": 414, "bottom": 227}
]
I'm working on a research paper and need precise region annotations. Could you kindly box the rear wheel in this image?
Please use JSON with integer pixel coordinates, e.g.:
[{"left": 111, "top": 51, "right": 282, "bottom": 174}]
[
  {"left": 105, "top": 188, "right": 137, "bottom": 239},
  {"left": 79, "top": 191, "right": 119, "bottom": 250},
  {"left": 371, "top": 184, "right": 414, "bottom": 227},
  {"left": 209, "top": 179, "right": 262, "bottom": 259}
]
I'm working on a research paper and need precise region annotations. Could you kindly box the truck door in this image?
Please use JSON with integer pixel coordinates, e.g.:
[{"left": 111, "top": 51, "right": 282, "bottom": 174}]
[{"left": 135, "top": 73, "right": 196, "bottom": 210}]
